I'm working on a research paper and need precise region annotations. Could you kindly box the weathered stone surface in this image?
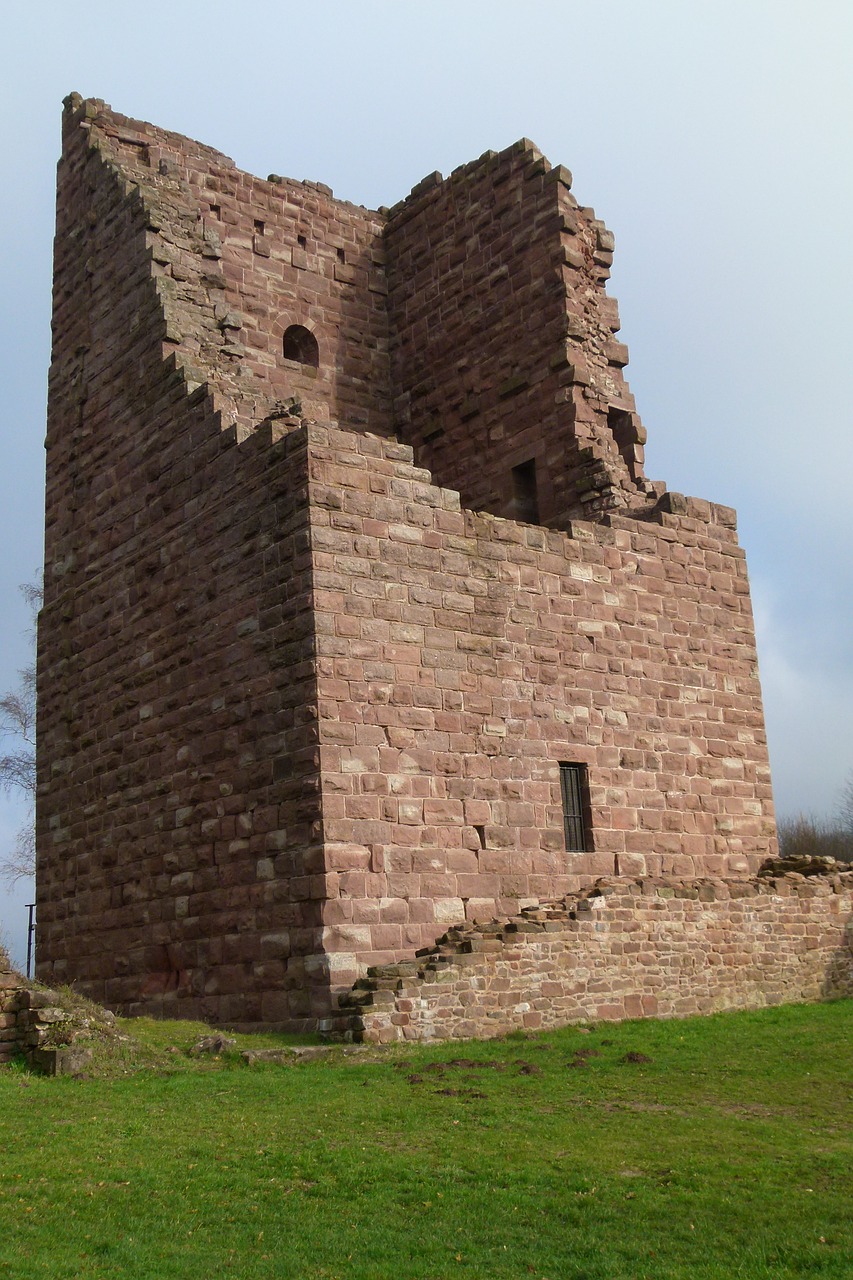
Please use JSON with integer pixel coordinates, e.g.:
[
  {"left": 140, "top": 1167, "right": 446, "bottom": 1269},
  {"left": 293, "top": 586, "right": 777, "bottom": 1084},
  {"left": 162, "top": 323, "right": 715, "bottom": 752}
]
[
  {"left": 0, "top": 952, "right": 103, "bottom": 1070},
  {"left": 241, "top": 1045, "right": 335, "bottom": 1065},
  {"left": 324, "top": 871, "right": 853, "bottom": 1044},
  {"left": 35, "top": 98, "right": 781, "bottom": 1035},
  {"left": 188, "top": 1034, "right": 236, "bottom": 1057},
  {"left": 29, "top": 1045, "right": 94, "bottom": 1077}
]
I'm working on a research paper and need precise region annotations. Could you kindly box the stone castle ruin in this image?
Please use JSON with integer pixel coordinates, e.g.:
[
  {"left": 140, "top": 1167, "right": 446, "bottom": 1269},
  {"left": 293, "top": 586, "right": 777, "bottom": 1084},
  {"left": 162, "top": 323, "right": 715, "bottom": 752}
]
[{"left": 36, "top": 96, "right": 851, "bottom": 1037}]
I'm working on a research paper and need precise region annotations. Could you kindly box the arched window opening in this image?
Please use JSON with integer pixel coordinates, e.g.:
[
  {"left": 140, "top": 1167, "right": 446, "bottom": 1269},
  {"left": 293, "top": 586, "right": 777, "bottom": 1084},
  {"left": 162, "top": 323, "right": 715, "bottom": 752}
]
[{"left": 283, "top": 325, "right": 319, "bottom": 368}]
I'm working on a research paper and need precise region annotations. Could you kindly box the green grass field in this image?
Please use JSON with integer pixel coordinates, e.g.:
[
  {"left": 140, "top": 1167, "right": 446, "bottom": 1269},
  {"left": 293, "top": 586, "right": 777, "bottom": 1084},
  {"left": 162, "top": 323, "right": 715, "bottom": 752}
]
[{"left": 1, "top": 1001, "right": 851, "bottom": 1279}]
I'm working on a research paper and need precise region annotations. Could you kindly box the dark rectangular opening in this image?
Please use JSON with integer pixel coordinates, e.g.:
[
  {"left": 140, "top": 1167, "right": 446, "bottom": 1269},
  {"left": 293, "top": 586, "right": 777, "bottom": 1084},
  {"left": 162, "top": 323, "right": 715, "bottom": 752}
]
[
  {"left": 511, "top": 458, "right": 539, "bottom": 524},
  {"left": 560, "top": 763, "right": 589, "bottom": 853},
  {"left": 607, "top": 406, "right": 638, "bottom": 478},
  {"left": 607, "top": 405, "right": 633, "bottom": 447}
]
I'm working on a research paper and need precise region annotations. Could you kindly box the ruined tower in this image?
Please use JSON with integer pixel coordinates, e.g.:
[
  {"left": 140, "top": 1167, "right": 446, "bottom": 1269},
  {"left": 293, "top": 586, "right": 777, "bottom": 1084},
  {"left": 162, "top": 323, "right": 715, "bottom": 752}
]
[{"left": 36, "top": 96, "right": 777, "bottom": 1028}]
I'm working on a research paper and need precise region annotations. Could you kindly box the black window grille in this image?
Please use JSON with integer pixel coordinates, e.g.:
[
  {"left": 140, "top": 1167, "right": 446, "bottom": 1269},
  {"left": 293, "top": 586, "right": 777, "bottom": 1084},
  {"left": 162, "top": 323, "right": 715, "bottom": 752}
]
[{"left": 560, "top": 763, "right": 588, "bottom": 852}]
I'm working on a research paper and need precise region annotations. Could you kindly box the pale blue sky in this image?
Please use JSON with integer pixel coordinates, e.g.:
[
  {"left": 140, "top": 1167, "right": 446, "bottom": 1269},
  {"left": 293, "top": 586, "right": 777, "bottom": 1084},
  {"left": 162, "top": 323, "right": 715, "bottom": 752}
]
[{"left": 1, "top": 0, "right": 851, "bottom": 965}]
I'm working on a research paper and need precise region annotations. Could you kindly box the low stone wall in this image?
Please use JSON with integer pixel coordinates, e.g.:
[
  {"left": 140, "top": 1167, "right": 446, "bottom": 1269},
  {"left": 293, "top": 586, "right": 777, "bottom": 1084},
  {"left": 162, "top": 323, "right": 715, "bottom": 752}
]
[
  {"left": 8, "top": 870, "right": 853, "bottom": 1055},
  {"left": 0, "top": 948, "right": 22, "bottom": 1064},
  {"left": 0, "top": 948, "right": 96, "bottom": 1073},
  {"left": 322, "top": 870, "right": 853, "bottom": 1043}
]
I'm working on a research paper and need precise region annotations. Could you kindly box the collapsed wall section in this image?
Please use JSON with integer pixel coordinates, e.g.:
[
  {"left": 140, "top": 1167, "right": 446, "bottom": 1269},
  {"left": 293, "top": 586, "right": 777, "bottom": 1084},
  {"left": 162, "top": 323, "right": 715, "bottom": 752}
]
[
  {"left": 68, "top": 95, "right": 392, "bottom": 440},
  {"left": 385, "top": 141, "right": 656, "bottom": 526},
  {"left": 0, "top": 951, "right": 100, "bottom": 1074},
  {"left": 307, "top": 426, "right": 777, "bottom": 990}
]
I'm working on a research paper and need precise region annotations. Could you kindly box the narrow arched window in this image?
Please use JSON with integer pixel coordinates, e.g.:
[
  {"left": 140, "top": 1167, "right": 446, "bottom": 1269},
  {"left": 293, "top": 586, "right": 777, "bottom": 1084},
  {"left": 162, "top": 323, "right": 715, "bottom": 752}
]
[{"left": 283, "top": 325, "right": 319, "bottom": 368}]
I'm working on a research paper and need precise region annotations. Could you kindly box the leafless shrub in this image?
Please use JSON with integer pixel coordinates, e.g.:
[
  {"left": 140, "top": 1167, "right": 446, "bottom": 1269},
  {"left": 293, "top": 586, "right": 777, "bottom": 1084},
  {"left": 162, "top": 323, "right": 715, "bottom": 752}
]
[
  {"left": 777, "top": 813, "right": 853, "bottom": 865},
  {"left": 1, "top": 582, "right": 40, "bottom": 887},
  {"left": 839, "top": 772, "right": 853, "bottom": 837}
]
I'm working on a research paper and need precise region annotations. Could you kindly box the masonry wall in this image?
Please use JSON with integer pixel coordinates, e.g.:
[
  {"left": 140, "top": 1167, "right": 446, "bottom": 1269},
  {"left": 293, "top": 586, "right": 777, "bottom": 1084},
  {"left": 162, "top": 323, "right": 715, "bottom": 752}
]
[
  {"left": 326, "top": 872, "right": 853, "bottom": 1043},
  {"left": 38, "top": 99, "right": 781, "bottom": 1032},
  {"left": 38, "top": 103, "right": 330, "bottom": 1029},
  {"left": 385, "top": 141, "right": 653, "bottom": 526},
  {"left": 0, "top": 948, "right": 119, "bottom": 1073},
  {"left": 75, "top": 97, "right": 392, "bottom": 438},
  {"left": 0, "top": 948, "right": 20, "bottom": 1064},
  {"left": 1, "top": 950, "right": 62, "bottom": 1069},
  {"left": 309, "top": 425, "right": 777, "bottom": 990}
]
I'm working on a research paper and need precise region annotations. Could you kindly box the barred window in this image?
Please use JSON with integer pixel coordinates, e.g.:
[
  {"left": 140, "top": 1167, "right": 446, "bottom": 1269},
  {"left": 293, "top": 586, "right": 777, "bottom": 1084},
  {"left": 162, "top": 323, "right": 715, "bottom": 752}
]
[{"left": 560, "top": 763, "right": 589, "bottom": 852}]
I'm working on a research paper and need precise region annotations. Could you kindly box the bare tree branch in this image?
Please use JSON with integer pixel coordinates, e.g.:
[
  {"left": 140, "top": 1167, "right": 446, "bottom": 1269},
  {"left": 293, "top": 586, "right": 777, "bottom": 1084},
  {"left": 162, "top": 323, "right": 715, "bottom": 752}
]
[
  {"left": 0, "top": 691, "right": 35, "bottom": 746},
  {"left": 839, "top": 772, "right": 853, "bottom": 835},
  {"left": 19, "top": 582, "right": 42, "bottom": 614},
  {"left": 778, "top": 812, "right": 853, "bottom": 864},
  {"left": 0, "top": 580, "right": 40, "bottom": 885},
  {"left": 0, "top": 819, "right": 35, "bottom": 889},
  {"left": 0, "top": 751, "right": 36, "bottom": 797}
]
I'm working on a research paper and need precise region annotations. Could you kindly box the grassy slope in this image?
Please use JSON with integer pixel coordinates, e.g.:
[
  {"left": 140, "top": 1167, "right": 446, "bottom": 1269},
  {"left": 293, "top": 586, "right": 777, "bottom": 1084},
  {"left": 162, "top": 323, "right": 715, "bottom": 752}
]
[{"left": 0, "top": 1001, "right": 851, "bottom": 1280}]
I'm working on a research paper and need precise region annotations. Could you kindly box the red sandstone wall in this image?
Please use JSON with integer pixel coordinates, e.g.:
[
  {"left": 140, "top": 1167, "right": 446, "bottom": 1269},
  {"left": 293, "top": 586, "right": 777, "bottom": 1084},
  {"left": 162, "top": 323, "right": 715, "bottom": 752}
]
[
  {"left": 38, "top": 103, "right": 328, "bottom": 1029},
  {"left": 76, "top": 97, "right": 392, "bottom": 439},
  {"left": 307, "top": 425, "right": 777, "bottom": 987},
  {"left": 385, "top": 141, "right": 654, "bottom": 526},
  {"left": 0, "top": 949, "right": 19, "bottom": 1064},
  {"left": 38, "top": 100, "right": 780, "bottom": 1031},
  {"left": 326, "top": 873, "right": 853, "bottom": 1043}
]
